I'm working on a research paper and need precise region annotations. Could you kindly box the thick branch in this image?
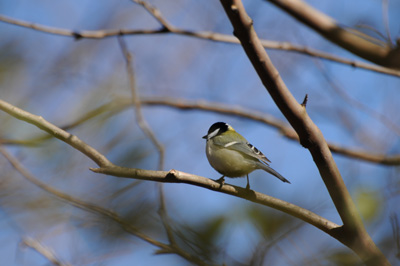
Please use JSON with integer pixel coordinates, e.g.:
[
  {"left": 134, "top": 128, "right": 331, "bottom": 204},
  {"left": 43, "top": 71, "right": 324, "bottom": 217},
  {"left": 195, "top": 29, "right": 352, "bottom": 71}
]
[
  {"left": 220, "top": 0, "right": 388, "bottom": 264},
  {"left": 0, "top": 98, "right": 338, "bottom": 239},
  {"left": 266, "top": 0, "right": 400, "bottom": 69},
  {"left": 91, "top": 166, "right": 339, "bottom": 235}
]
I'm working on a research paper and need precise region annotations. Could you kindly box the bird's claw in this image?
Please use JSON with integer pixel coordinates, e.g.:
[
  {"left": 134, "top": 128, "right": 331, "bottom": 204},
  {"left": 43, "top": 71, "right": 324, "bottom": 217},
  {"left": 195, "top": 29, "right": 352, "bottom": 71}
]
[{"left": 215, "top": 176, "right": 225, "bottom": 187}]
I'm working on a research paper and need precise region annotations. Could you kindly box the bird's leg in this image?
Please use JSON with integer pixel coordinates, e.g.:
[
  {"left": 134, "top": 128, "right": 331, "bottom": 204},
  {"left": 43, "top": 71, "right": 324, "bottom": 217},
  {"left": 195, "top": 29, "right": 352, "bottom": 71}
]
[
  {"left": 246, "top": 175, "right": 250, "bottom": 190},
  {"left": 216, "top": 176, "right": 225, "bottom": 186}
]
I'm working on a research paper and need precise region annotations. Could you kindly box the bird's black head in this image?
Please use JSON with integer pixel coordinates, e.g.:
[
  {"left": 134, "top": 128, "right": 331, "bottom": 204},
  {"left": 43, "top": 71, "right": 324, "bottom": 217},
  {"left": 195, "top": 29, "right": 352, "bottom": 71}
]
[{"left": 202, "top": 122, "right": 229, "bottom": 140}]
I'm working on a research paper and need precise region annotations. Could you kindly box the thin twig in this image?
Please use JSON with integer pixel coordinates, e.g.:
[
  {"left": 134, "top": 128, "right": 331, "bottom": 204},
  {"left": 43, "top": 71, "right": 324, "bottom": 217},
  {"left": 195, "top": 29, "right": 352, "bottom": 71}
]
[
  {"left": 253, "top": 221, "right": 304, "bottom": 265},
  {"left": 0, "top": 14, "right": 399, "bottom": 76},
  {"left": 382, "top": 0, "right": 393, "bottom": 47},
  {"left": 132, "top": 0, "right": 175, "bottom": 31},
  {"left": 157, "top": 184, "right": 177, "bottom": 246},
  {"left": 133, "top": 0, "right": 400, "bottom": 75},
  {"left": 314, "top": 59, "right": 400, "bottom": 136},
  {"left": 21, "top": 237, "right": 72, "bottom": 266},
  {"left": 390, "top": 213, "right": 400, "bottom": 259},
  {"left": 117, "top": 37, "right": 165, "bottom": 171},
  {"left": 0, "top": 147, "right": 208, "bottom": 266}
]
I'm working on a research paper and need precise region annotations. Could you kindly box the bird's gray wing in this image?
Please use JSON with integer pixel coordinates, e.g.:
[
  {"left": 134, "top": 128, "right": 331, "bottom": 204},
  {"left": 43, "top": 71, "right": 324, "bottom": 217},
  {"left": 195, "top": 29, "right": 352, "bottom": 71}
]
[{"left": 213, "top": 138, "right": 271, "bottom": 164}]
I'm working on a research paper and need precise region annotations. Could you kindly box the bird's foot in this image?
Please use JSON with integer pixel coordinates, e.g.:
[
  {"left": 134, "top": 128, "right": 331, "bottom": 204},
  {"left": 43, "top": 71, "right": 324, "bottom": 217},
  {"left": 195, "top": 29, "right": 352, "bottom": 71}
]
[
  {"left": 246, "top": 175, "right": 251, "bottom": 190},
  {"left": 215, "top": 176, "right": 225, "bottom": 187}
]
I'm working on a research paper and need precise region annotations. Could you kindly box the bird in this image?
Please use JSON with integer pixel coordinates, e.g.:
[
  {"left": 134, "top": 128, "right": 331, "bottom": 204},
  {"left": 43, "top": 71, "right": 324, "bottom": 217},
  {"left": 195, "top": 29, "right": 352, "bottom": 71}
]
[{"left": 202, "top": 122, "right": 290, "bottom": 189}]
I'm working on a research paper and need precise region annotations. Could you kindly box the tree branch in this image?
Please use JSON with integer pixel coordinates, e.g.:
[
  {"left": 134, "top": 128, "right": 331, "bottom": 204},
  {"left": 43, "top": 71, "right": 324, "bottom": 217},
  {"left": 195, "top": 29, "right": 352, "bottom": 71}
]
[
  {"left": 139, "top": 97, "right": 400, "bottom": 166},
  {"left": 2, "top": 97, "right": 400, "bottom": 165},
  {"left": 220, "top": 0, "right": 388, "bottom": 264},
  {"left": 1, "top": 147, "right": 209, "bottom": 266},
  {"left": 91, "top": 166, "right": 339, "bottom": 235},
  {"left": 118, "top": 36, "right": 165, "bottom": 170},
  {"left": 21, "top": 237, "right": 72, "bottom": 266},
  {"left": 0, "top": 13, "right": 399, "bottom": 77},
  {"left": 265, "top": 0, "right": 400, "bottom": 69},
  {"left": 0, "top": 100, "right": 111, "bottom": 167},
  {"left": 0, "top": 99, "right": 339, "bottom": 240}
]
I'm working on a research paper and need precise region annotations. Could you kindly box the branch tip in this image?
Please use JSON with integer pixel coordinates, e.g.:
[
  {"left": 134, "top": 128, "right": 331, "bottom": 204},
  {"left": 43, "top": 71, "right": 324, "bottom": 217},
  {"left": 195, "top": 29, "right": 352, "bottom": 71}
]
[
  {"left": 89, "top": 167, "right": 100, "bottom": 172},
  {"left": 301, "top": 94, "right": 308, "bottom": 107}
]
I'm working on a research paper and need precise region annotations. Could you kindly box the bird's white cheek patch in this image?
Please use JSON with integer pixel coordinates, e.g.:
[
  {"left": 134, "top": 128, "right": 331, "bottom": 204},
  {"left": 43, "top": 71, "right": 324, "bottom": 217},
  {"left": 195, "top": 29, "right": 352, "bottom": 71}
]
[
  {"left": 208, "top": 128, "right": 220, "bottom": 139},
  {"left": 224, "top": 141, "right": 239, "bottom": 148}
]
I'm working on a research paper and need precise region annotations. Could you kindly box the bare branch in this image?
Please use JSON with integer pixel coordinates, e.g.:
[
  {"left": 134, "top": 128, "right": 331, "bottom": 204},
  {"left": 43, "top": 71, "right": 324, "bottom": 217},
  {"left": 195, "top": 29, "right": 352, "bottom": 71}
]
[
  {"left": 0, "top": 101, "right": 122, "bottom": 146},
  {"left": 313, "top": 59, "right": 400, "bottom": 137},
  {"left": 118, "top": 36, "right": 165, "bottom": 170},
  {"left": 2, "top": 97, "right": 400, "bottom": 165},
  {"left": 266, "top": 0, "right": 400, "bottom": 68},
  {"left": 220, "top": 0, "right": 388, "bottom": 264},
  {"left": 382, "top": 0, "right": 393, "bottom": 47},
  {"left": 139, "top": 97, "right": 400, "bottom": 166},
  {"left": 21, "top": 237, "right": 72, "bottom": 266},
  {"left": 390, "top": 213, "right": 400, "bottom": 259},
  {"left": 1, "top": 14, "right": 400, "bottom": 77},
  {"left": 0, "top": 99, "right": 339, "bottom": 238},
  {"left": 0, "top": 99, "right": 112, "bottom": 167},
  {"left": 91, "top": 166, "right": 339, "bottom": 235},
  {"left": 157, "top": 184, "right": 177, "bottom": 246},
  {"left": 1, "top": 147, "right": 208, "bottom": 266},
  {"left": 132, "top": 0, "right": 175, "bottom": 31}
]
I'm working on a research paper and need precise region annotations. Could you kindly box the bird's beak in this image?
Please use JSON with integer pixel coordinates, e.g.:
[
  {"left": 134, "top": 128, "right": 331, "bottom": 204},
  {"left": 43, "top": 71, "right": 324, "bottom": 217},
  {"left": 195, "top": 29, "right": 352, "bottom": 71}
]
[{"left": 202, "top": 135, "right": 208, "bottom": 140}]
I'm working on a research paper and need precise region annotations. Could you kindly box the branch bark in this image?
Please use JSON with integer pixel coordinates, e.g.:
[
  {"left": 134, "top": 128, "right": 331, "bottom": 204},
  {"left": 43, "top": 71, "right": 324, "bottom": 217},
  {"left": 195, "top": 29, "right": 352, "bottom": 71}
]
[
  {"left": 1, "top": 148, "right": 207, "bottom": 266},
  {"left": 1, "top": 13, "right": 400, "bottom": 77},
  {"left": 0, "top": 99, "right": 338, "bottom": 239},
  {"left": 266, "top": 0, "right": 400, "bottom": 69},
  {"left": 220, "top": 0, "right": 389, "bottom": 264},
  {"left": 2, "top": 97, "right": 400, "bottom": 165}
]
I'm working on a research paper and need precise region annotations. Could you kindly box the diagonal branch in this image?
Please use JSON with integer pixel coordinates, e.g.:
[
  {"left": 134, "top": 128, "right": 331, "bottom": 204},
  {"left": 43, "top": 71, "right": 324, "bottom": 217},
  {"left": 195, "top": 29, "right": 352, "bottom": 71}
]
[
  {"left": 0, "top": 100, "right": 111, "bottom": 168},
  {"left": 0, "top": 99, "right": 339, "bottom": 238},
  {"left": 21, "top": 237, "right": 72, "bottom": 266},
  {"left": 220, "top": 0, "right": 388, "bottom": 264},
  {"left": 265, "top": 0, "right": 400, "bottom": 69}
]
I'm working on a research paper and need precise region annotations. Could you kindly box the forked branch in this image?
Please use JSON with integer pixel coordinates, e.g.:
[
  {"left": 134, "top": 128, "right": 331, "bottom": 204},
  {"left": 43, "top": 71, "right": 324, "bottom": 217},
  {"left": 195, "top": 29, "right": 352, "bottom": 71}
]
[{"left": 220, "top": 0, "right": 389, "bottom": 264}]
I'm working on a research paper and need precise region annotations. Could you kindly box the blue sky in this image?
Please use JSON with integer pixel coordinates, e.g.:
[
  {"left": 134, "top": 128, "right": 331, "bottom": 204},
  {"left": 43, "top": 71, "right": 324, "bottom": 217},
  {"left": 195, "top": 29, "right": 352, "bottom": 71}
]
[{"left": 1, "top": 0, "right": 400, "bottom": 265}]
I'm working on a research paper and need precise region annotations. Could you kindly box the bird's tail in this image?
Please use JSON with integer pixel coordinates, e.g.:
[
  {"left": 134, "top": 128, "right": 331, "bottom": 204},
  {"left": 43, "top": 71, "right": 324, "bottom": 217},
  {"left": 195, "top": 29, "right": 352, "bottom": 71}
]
[{"left": 260, "top": 164, "right": 291, "bottom": 184}]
